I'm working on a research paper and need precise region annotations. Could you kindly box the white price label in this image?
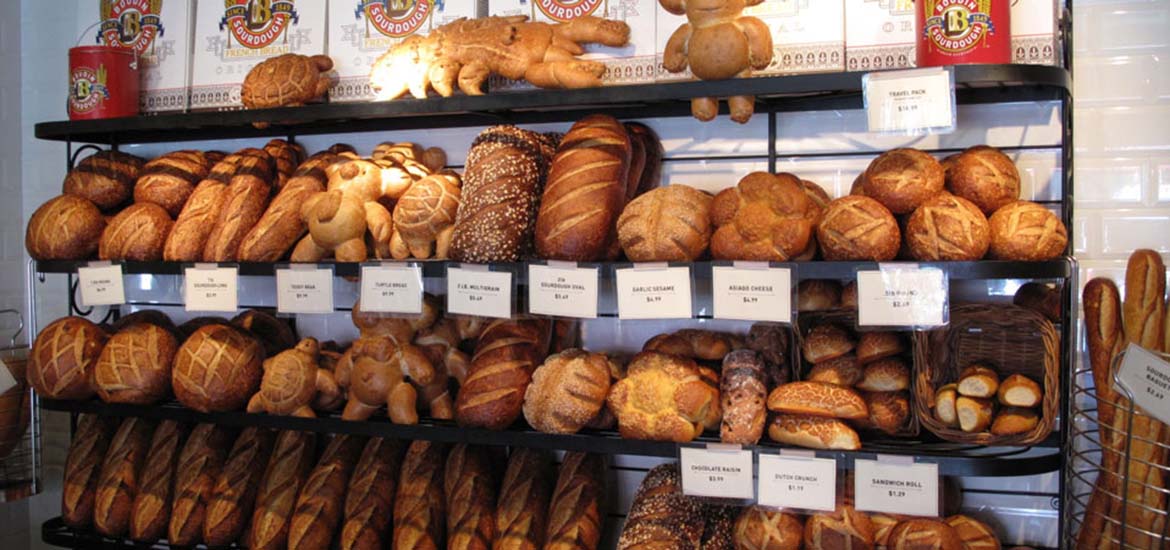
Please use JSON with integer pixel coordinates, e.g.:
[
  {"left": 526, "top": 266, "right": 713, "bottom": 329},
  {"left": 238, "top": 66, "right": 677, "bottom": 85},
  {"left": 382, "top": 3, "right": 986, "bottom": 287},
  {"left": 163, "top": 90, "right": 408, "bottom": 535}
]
[
  {"left": 0, "top": 360, "right": 17, "bottom": 394},
  {"left": 757, "top": 453, "right": 837, "bottom": 512},
  {"left": 528, "top": 263, "right": 599, "bottom": 319},
  {"left": 276, "top": 267, "right": 334, "bottom": 314},
  {"left": 712, "top": 264, "right": 792, "bottom": 323},
  {"left": 864, "top": 67, "right": 955, "bottom": 134},
  {"left": 447, "top": 267, "right": 513, "bottom": 319},
  {"left": 615, "top": 266, "right": 692, "bottom": 320},
  {"left": 1116, "top": 343, "right": 1170, "bottom": 426},
  {"left": 184, "top": 265, "right": 239, "bottom": 313},
  {"left": 854, "top": 458, "right": 939, "bottom": 517},
  {"left": 77, "top": 264, "right": 126, "bottom": 307},
  {"left": 857, "top": 267, "right": 947, "bottom": 327},
  {"left": 360, "top": 264, "right": 424, "bottom": 314},
  {"left": 679, "top": 445, "right": 755, "bottom": 500}
]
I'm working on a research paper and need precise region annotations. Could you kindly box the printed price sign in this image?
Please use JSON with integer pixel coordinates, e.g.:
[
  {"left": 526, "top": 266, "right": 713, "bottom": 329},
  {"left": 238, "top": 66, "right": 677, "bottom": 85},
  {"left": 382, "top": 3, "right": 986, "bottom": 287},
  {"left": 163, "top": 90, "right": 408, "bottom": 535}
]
[
  {"left": 615, "top": 265, "right": 693, "bottom": 320},
  {"left": 360, "top": 264, "right": 424, "bottom": 314},
  {"left": 0, "top": 360, "right": 16, "bottom": 394},
  {"left": 184, "top": 265, "right": 239, "bottom": 312},
  {"left": 857, "top": 266, "right": 948, "bottom": 327},
  {"left": 528, "top": 263, "right": 599, "bottom": 319},
  {"left": 1116, "top": 343, "right": 1170, "bottom": 425},
  {"left": 77, "top": 263, "right": 126, "bottom": 307},
  {"left": 276, "top": 267, "right": 334, "bottom": 314},
  {"left": 712, "top": 263, "right": 792, "bottom": 323},
  {"left": 855, "top": 457, "right": 939, "bottom": 517},
  {"left": 679, "top": 445, "right": 754, "bottom": 500},
  {"left": 757, "top": 452, "right": 837, "bottom": 512},
  {"left": 447, "top": 266, "right": 513, "bottom": 319},
  {"left": 863, "top": 67, "right": 956, "bottom": 134}
]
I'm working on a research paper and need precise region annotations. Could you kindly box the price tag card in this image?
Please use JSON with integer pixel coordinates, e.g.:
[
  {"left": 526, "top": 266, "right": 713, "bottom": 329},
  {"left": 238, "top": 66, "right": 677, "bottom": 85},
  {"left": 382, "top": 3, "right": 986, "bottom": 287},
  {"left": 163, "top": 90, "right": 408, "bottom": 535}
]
[
  {"left": 712, "top": 263, "right": 793, "bottom": 323},
  {"left": 447, "top": 266, "right": 513, "bottom": 319},
  {"left": 1116, "top": 343, "right": 1170, "bottom": 425},
  {"left": 184, "top": 265, "right": 239, "bottom": 313},
  {"left": 679, "top": 445, "right": 755, "bottom": 500},
  {"left": 360, "top": 264, "right": 424, "bottom": 314},
  {"left": 0, "top": 360, "right": 17, "bottom": 394},
  {"left": 77, "top": 263, "right": 126, "bottom": 307},
  {"left": 857, "top": 266, "right": 948, "bottom": 328},
  {"left": 276, "top": 266, "right": 335, "bottom": 314},
  {"left": 615, "top": 265, "right": 693, "bottom": 320},
  {"left": 528, "top": 263, "right": 599, "bottom": 319},
  {"left": 757, "top": 452, "right": 837, "bottom": 512},
  {"left": 855, "top": 457, "right": 940, "bottom": 517},
  {"left": 863, "top": 67, "right": 956, "bottom": 135}
]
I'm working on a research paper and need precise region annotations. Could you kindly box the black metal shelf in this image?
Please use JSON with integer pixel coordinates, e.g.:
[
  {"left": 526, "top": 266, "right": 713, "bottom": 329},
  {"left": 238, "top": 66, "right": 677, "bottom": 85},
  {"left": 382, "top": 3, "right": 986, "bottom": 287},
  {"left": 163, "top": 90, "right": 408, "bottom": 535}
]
[
  {"left": 34, "top": 64, "right": 1070, "bottom": 145},
  {"left": 41, "top": 399, "right": 1061, "bottom": 477}
]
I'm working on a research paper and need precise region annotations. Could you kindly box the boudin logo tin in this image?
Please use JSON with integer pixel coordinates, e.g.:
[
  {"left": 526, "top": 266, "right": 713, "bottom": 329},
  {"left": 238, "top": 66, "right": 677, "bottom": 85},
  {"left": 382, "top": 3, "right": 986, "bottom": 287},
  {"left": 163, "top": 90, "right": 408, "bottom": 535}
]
[
  {"left": 917, "top": 0, "right": 1009, "bottom": 66},
  {"left": 534, "top": 0, "right": 605, "bottom": 23},
  {"left": 98, "top": 0, "right": 165, "bottom": 55},
  {"left": 357, "top": 0, "right": 433, "bottom": 38},
  {"left": 220, "top": 0, "right": 299, "bottom": 49},
  {"left": 68, "top": 46, "right": 140, "bottom": 119},
  {"left": 69, "top": 65, "right": 110, "bottom": 114}
]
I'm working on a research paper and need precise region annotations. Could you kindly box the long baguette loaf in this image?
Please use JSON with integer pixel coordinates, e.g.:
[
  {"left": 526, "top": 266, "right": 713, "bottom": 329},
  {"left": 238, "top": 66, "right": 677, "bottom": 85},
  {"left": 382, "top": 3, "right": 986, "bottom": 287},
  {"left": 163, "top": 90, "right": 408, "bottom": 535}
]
[
  {"left": 493, "top": 448, "right": 553, "bottom": 550},
  {"left": 394, "top": 440, "right": 449, "bottom": 550},
  {"left": 62, "top": 414, "right": 116, "bottom": 528},
  {"left": 445, "top": 445, "right": 500, "bottom": 550},
  {"left": 288, "top": 435, "right": 365, "bottom": 550},
  {"left": 203, "top": 168, "right": 273, "bottom": 262},
  {"left": 339, "top": 438, "right": 406, "bottom": 550},
  {"left": 168, "top": 423, "right": 236, "bottom": 547},
  {"left": 238, "top": 154, "right": 337, "bottom": 262},
  {"left": 204, "top": 427, "right": 277, "bottom": 546},
  {"left": 163, "top": 179, "right": 229, "bottom": 262},
  {"left": 93, "top": 418, "right": 155, "bottom": 537},
  {"left": 545, "top": 452, "right": 606, "bottom": 550},
  {"left": 129, "top": 420, "right": 188, "bottom": 542},
  {"left": 250, "top": 431, "right": 318, "bottom": 550}
]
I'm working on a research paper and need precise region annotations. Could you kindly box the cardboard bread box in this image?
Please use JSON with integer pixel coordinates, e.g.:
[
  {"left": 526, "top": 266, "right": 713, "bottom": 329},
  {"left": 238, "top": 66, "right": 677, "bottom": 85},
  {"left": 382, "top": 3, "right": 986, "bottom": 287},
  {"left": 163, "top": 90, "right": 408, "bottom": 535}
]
[
  {"left": 1012, "top": 0, "right": 1061, "bottom": 66},
  {"left": 845, "top": 0, "right": 915, "bottom": 72},
  {"left": 746, "top": 0, "right": 845, "bottom": 76}
]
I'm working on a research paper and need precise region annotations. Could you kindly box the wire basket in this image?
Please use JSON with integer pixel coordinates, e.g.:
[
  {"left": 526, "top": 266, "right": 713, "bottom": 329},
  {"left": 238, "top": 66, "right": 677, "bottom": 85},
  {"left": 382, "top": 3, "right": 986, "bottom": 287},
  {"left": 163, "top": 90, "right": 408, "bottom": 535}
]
[{"left": 0, "top": 308, "right": 39, "bottom": 501}]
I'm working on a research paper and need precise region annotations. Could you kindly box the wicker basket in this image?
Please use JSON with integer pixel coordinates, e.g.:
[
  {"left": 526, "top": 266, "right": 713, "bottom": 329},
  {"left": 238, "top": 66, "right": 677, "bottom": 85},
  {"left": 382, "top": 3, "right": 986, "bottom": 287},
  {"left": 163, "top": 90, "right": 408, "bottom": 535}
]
[
  {"left": 796, "top": 310, "right": 919, "bottom": 438},
  {"left": 913, "top": 303, "right": 1059, "bottom": 446}
]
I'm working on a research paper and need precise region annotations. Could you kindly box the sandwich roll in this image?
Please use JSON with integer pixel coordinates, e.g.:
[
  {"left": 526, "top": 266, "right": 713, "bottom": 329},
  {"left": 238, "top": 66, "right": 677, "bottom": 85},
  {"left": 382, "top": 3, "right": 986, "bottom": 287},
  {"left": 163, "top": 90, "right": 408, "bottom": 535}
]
[
  {"left": 957, "top": 364, "right": 999, "bottom": 398},
  {"left": 934, "top": 384, "right": 959, "bottom": 427},
  {"left": 990, "top": 407, "right": 1039, "bottom": 436},
  {"left": 956, "top": 396, "right": 994, "bottom": 433},
  {"left": 996, "top": 374, "right": 1042, "bottom": 408}
]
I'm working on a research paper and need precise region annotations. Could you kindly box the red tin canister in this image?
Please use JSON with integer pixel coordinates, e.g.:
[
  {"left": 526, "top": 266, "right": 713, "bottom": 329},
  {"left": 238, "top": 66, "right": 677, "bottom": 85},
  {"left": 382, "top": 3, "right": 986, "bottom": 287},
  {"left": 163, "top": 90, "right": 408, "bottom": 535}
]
[
  {"left": 68, "top": 46, "right": 140, "bottom": 120},
  {"left": 916, "top": 0, "right": 1011, "bottom": 67}
]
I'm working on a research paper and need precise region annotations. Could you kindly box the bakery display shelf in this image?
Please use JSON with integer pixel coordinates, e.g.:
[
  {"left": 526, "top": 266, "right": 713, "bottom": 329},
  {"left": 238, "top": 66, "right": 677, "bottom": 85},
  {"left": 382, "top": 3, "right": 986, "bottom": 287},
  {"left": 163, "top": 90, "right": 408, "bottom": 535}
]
[
  {"left": 33, "top": 64, "right": 1070, "bottom": 145},
  {"left": 40, "top": 399, "right": 1061, "bottom": 477}
]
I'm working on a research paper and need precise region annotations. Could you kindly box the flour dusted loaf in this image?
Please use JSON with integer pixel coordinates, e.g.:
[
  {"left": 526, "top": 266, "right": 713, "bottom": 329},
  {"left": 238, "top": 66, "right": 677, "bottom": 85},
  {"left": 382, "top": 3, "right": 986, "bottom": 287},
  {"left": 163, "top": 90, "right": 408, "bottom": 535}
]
[
  {"left": 945, "top": 145, "right": 1021, "bottom": 215},
  {"left": 204, "top": 149, "right": 275, "bottom": 262},
  {"left": 340, "top": 438, "right": 405, "bottom": 550},
  {"left": 62, "top": 414, "right": 116, "bottom": 528},
  {"left": 862, "top": 148, "right": 945, "bottom": 214},
  {"left": 988, "top": 200, "right": 1068, "bottom": 261},
  {"left": 816, "top": 196, "right": 901, "bottom": 261},
  {"left": 134, "top": 150, "right": 211, "bottom": 217},
  {"left": 94, "top": 323, "right": 179, "bottom": 405},
  {"left": 617, "top": 184, "right": 713, "bottom": 261},
  {"left": 710, "top": 172, "right": 815, "bottom": 261},
  {"left": 64, "top": 150, "right": 145, "bottom": 211},
  {"left": 906, "top": 192, "right": 991, "bottom": 261},
  {"left": 173, "top": 324, "right": 265, "bottom": 413},
  {"left": 25, "top": 194, "right": 106, "bottom": 260},
  {"left": 28, "top": 316, "right": 107, "bottom": 400},
  {"left": 239, "top": 152, "right": 338, "bottom": 262},
  {"left": 99, "top": 202, "right": 174, "bottom": 261},
  {"left": 523, "top": 348, "right": 613, "bottom": 435},
  {"left": 129, "top": 420, "right": 187, "bottom": 542},
  {"left": 607, "top": 351, "right": 720, "bottom": 442},
  {"left": 93, "top": 417, "right": 155, "bottom": 537}
]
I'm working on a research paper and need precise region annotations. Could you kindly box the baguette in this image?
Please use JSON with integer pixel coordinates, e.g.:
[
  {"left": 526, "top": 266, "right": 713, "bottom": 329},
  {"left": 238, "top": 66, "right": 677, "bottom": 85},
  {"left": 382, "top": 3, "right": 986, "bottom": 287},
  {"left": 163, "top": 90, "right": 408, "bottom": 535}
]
[
  {"left": 394, "top": 441, "right": 449, "bottom": 550},
  {"left": 62, "top": 414, "right": 116, "bottom": 528},
  {"left": 289, "top": 435, "right": 365, "bottom": 550},
  {"left": 163, "top": 179, "right": 228, "bottom": 261},
  {"left": 250, "top": 431, "right": 318, "bottom": 550},
  {"left": 93, "top": 418, "right": 155, "bottom": 537},
  {"left": 203, "top": 171, "right": 272, "bottom": 262},
  {"left": 169, "top": 424, "right": 236, "bottom": 547},
  {"left": 204, "top": 427, "right": 277, "bottom": 546},
  {"left": 340, "top": 438, "right": 406, "bottom": 550},
  {"left": 445, "top": 444, "right": 500, "bottom": 550},
  {"left": 129, "top": 420, "right": 187, "bottom": 542},
  {"left": 545, "top": 452, "right": 606, "bottom": 550},
  {"left": 494, "top": 449, "right": 554, "bottom": 550}
]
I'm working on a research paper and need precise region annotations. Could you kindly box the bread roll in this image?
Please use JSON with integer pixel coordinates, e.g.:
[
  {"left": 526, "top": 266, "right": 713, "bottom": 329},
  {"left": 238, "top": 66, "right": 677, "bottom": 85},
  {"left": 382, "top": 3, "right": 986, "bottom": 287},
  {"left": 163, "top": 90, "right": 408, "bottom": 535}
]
[
  {"left": 134, "top": 150, "right": 211, "bottom": 217},
  {"left": 642, "top": 329, "right": 743, "bottom": 362},
  {"left": 747, "top": 323, "right": 792, "bottom": 387},
  {"left": 987, "top": 201, "right": 1067, "bottom": 261},
  {"left": 169, "top": 424, "right": 236, "bottom": 547},
  {"left": 94, "top": 417, "right": 155, "bottom": 537},
  {"left": 172, "top": 323, "right": 265, "bottom": 412},
  {"left": 862, "top": 391, "right": 911, "bottom": 435},
  {"left": 63, "top": 150, "right": 144, "bottom": 211},
  {"left": 817, "top": 196, "right": 901, "bottom": 261},
  {"left": 806, "top": 354, "right": 863, "bottom": 387},
  {"left": 957, "top": 364, "right": 999, "bottom": 398},
  {"left": 455, "top": 319, "right": 551, "bottom": 430},
  {"left": 803, "top": 505, "right": 875, "bottom": 550},
  {"left": 494, "top": 449, "right": 553, "bottom": 550},
  {"left": 535, "top": 114, "right": 632, "bottom": 261},
  {"left": 62, "top": 414, "right": 116, "bottom": 528},
  {"left": 768, "top": 414, "right": 861, "bottom": 450},
  {"left": 616, "top": 184, "right": 713, "bottom": 261},
  {"left": 956, "top": 396, "right": 994, "bottom": 432},
  {"left": 99, "top": 202, "right": 174, "bottom": 261},
  {"left": 94, "top": 323, "right": 179, "bottom": 405},
  {"left": 943, "top": 515, "right": 1000, "bottom": 550},
  {"left": 445, "top": 445, "right": 499, "bottom": 550},
  {"left": 28, "top": 316, "right": 107, "bottom": 400},
  {"left": 618, "top": 463, "right": 703, "bottom": 549},
  {"left": 934, "top": 384, "right": 959, "bottom": 427},
  {"left": 250, "top": 431, "right": 318, "bottom": 550},
  {"left": 204, "top": 427, "right": 276, "bottom": 546},
  {"left": 802, "top": 324, "right": 855, "bottom": 364},
  {"left": 856, "top": 358, "right": 910, "bottom": 392},
  {"left": 887, "top": 518, "right": 963, "bottom": 550},
  {"left": 289, "top": 435, "right": 365, "bottom": 550},
  {"left": 710, "top": 172, "right": 814, "bottom": 261},
  {"left": 720, "top": 350, "right": 768, "bottom": 445},
  {"left": 862, "top": 148, "right": 945, "bottom": 214},
  {"left": 340, "top": 438, "right": 406, "bottom": 550},
  {"left": 734, "top": 506, "right": 803, "bottom": 550},
  {"left": 129, "top": 420, "right": 187, "bottom": 542},
  {"left": 25, "top": 194, "right": 107, "bottom": 260},
  {"left": 905, "top": 193, "right": 991, "bottom": 261},
  {"left": 996, "top": 374, "right": 1041, "bottom": 408},
  {"left": 394, "top": 441, "right": 449, "bottom": 550},
  {"left": 239, "top": 154, "right": 336, "bottom": 262},
  {"left": 767, "top": 381, "right": 868, "bottom": 419},
  {"left": 945, "top": 145, "right": 1021, "bottom": 215},
  {"left": 990, "top": 406, "right": 1039, "bottom": 436},
  {"left": 547, "top": 452, "right": 606, "bottom": 550},
  {"left": 797, "top": 280, "right": 843, "bottom": 312},
  {"left": 523, "top": 349, "right": 612, "bottom": 434},
  {"left": 856, "top": 331, "right": 906, "bottom": 365},
  {"left": 607, "top": 351, "right": 721, "bottom": 442}
]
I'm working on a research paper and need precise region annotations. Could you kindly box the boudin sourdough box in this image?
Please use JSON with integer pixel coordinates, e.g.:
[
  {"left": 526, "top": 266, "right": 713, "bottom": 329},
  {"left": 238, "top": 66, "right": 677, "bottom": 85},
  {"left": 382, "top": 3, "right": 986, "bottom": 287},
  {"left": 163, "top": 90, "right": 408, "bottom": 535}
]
[
  {"left": 489, "top": 0, "right": 657, "bottom": 89},
  {"left": 845, "top": 0, "right": 915, "bottom": 72},
  {"left": 75, "top": 0, "right": 194, "bottom": 112},
  {"left": 746, "top": 0, "right": 845, "bottom": 75},
  {"left": 190, "top": 0, "right": 327, "bottom": 110},
  {"left": 329, "top": 1, "right": 480, "bottom": 102},
  {"left": 1012, "top": 0, "right": 1060, "bottom": 66}
]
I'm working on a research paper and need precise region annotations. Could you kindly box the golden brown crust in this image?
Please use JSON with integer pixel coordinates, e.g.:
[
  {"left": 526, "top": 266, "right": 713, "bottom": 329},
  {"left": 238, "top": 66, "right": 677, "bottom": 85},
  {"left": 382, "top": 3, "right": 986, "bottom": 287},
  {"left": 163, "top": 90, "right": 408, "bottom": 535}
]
[
  {"left": 766, "top": 381, "right": 868, "bottom": 419},
  {"left": 802, "top": 324, "right": 856, "bottom": 364},
  {"left": 990, "top": 406, "right": 1039, "bottom": 436},
  {"left": 1077, "top": 278, "right": 1123, "bottom": 549},
  {"left": 710, "top": 172, "right": 814, "bottom": 261},
  {"left": 238, "top": 155, "right": 333, "bottom": 262},
  {"left": 607, "top": 351, "right": 721, "bottom": 442},
  {"left": 767, "top": 414, "right": 861, "bottom": 450},
  {"left": 169, "top": 424, "right": 235, "bottom": 547},
  {"left": 957, "top": 364, "right": 1000, "bottom": 399},
  {"left": 203, "top": 427, "right": 276, "bottom": 547},
  {"left": 642, "top": 329, "right": 743, "bottom": 362},
  {"left": 94, "top": 324, "right": 179, "bottom": 405},
  {"left": 987, "top": 201, "right": 1067, "bottom": 261},
  {"left": 943, "top": 515, "right": 1000, "bottom": 550},
  {"left": 134, "top": 150, "right": 210, "bottom": 217},
  {"left": 94, "top": 418, "right": 155, "bottom": 537},
  {"left": 394, "top": 441, "right": 448, "bottom": 550},
  {"left": 62, "top": 414, "right": 116, "bottom": 528},
  {"left": 862, "top": 148, "right": 945, "bottom": 214},
  {"left": 956, "top": 396, "right": 994, "bottom": 433},
  {"left": 906, "top": 192, "right": 990, "bottom": 261},
  {"left": 546, "top": 453, "right": 606, "bottom": 550},
  {"left": 617, "top": 184, "right": 713, "bottom": 261},
  {"left": 887, "top": 518, "right": 964, "bottom": 550},
  {"left": 803, "top": 505, "right": 875, "bottom": 549},
  {"left": 250, "top": 431, "right": 318, "bottom": 550},
  {"left": 618, "top": 463, "right": 703, "bottom": 549},
  {"left": 523, "top": 349, "right": 612, "bottom": 434},
  {"left": 129, "top": 420, "right": 187, "bottom": 542},
  {"left": 862, "top": 391, "right": 911, "bottom": 435},
  {"left": 733, "top": 506, "right": 803, "bottom": 550},
  {"left": 806, "top": 354, "right": 864, "bottom": 387},
  {"left": 797, "top": 280, "right": 842, "bottom": 312},
  {"left": 816, "top": 196, "right": 901, "bottom": 261},
  {"left": 445, "top": 445, "right": 499, "bottom": 550},
  {"left": 28, "top": 316, "right": 107, "bottom": 400},
  {"left": 856, "top": 331, "right": 906, "bottom": 365},
  {"left": 63, "top": 150, "right": 144, "bottom": 211},
  {"left": 25, "top": 194, "right": 107, "bottom": 260},
  {"left": 996, "top": 374, "right": 1042, "bottom": 407},
  {"left": 172, "top": 324, "right": 265, "bottom": 413},
  {"left": 99, "top": 202, "right": 174, "bottom": 261},
  {"left": 857, "top": 358, "right": 911, "bottom": 392},
  {"left": 164, "top": 179, "right": 229, "bottom": 262},
  {"left": 944, "top": 145, "right": 1021, "bottom": 215},
  {"left": 455, "top": 319, "right": 551, "bottom": 430},
  {"left": 204, "top": 174, "right": 273, "bottom": 262},
  {"left": 340, "top": 438, "right": 406, "bottom": 550},
  {"left": 288, "top": 435, "right": 365, "bottom": 550},
  {"left": 494, "top": 449, "right": 553, "bottom": 550}
]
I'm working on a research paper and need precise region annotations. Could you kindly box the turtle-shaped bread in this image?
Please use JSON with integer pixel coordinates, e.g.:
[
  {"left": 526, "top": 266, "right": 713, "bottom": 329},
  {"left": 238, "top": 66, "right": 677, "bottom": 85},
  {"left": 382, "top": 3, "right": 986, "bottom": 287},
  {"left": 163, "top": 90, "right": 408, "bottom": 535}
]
[
  {"left": 246, "top": 337, "right": 340, "bottom": 418},
  {"left": 241, "top": 54, "right": 334, "bottom": 110}
]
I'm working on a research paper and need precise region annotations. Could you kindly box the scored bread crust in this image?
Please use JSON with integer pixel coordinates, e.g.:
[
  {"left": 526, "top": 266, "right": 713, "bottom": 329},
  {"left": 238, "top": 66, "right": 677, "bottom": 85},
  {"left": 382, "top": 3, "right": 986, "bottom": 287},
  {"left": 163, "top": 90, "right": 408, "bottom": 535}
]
[
  {"left": 129, "top": 420, "right": 187, "bottom": 542},
  {"left": 523, "top": 349, "right": 612, "bottom": 435},
  {"left": 339, "top": 438, "right": 405, "bottom": 550},
  {"left": 203, "top": 427, "right": 276, "bottom": 547},
  {"left": 249, "top": 431, "right": 317, "bottom": 550},
  {"left": 62, "top": 415, "right": 116, "bottom": 529},
  {"left": 616, "top": 184, "right": 713, "bottom": 262},
  {"left": 766, "top": 381, "right": 868, "bottom": 420},
  {"left": 494, "top": 448, "right": 553, "bottom": 550}
]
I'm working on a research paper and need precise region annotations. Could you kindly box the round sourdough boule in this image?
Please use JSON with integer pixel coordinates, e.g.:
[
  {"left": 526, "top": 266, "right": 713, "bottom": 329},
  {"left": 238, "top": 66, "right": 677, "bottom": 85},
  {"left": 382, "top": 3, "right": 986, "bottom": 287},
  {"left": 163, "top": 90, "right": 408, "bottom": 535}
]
[
  {"left": 988, "top": 201, "right": 1068, "bottom": 260},
  {"left": 817, "top": 196, "right": 901, "bottom": 261},
  {"left": 94, "top": 324, "right": 179, "bottom": 405},
  {"left": 99, "top": 203, "right": 174, "bottom": 261},
  {"left": 63, "top": 150, "right": 145, "bottom": 211},
  {"left": 172, "top": 324, "right": 265, "bottom": 412},
  {"left": 888, "top": 519, "right": 964, "bottom": 550},
  {"left": 523, "top": 348, "right": 612, "bottom": 434},
  {"left": 906, "top": 193, "right": 991, "bottom": 261},
  {"left": 26, "top": 195, "right": 107, "bottom": 261},
  {"left": 945, "top": 145, "right": 1021, "bottom": 215},
  {"left": 734, "top": 506, "right": 803, "bottom": 550},
  {"left": 862, "top": 148, "right": 945, "bottom": 214},
  {"left": 28, "top": 316, "right": 108, "bottom": 400},
  {"left": 617, "top": 184, "right": 713, "bottom": 262}
]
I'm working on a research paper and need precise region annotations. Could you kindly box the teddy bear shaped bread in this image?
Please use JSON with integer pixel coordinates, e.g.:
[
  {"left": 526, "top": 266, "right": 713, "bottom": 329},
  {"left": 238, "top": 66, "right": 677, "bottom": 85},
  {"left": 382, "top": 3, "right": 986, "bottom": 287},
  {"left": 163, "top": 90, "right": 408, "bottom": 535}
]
[
  {"left": 247, "top": 338, "right": 340, "bottom": 418},
  {"left": 337, "top": 300, "right": 438, "bottom": 424},
  {"left": 659, "top": 0, "right": 773, "bottom": 123}
]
